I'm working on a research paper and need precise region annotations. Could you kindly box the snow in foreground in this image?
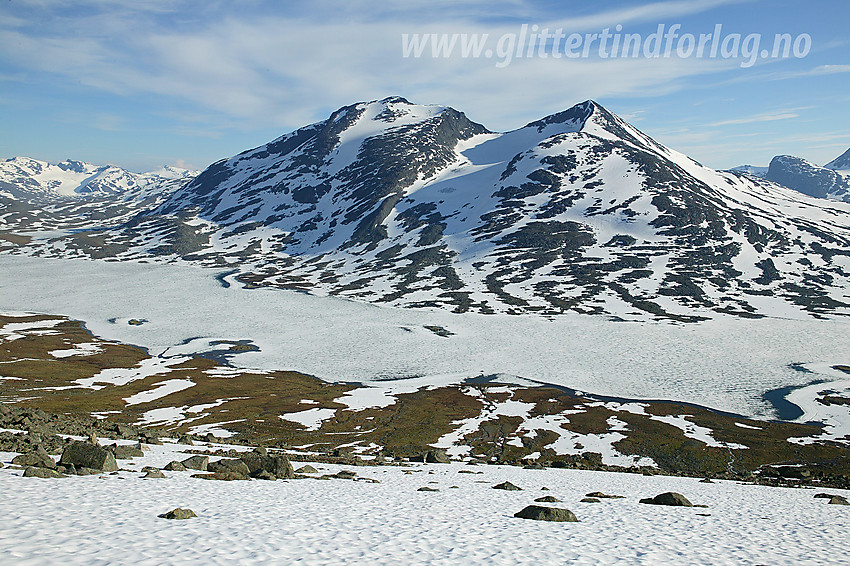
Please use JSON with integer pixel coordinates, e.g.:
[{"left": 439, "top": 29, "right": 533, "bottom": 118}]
[{"left": 1, "top": 440, "right": 849, "bottom": 565}]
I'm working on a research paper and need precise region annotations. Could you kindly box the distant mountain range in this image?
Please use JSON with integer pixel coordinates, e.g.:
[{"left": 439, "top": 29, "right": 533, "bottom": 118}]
[
  {"left": 2, "top": 98, "right": 849, "bottom": 320},
  {"left": 730, "top": 149, "right": 850, "bottom": 203}
]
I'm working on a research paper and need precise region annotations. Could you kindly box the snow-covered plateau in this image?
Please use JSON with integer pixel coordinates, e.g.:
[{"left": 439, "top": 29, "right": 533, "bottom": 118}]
[
  {"left": 0, "top": 436, "right": 848, "bottom": 566},
  {"left": 1, "top": 254, "right": 848, "bottom": 422}
]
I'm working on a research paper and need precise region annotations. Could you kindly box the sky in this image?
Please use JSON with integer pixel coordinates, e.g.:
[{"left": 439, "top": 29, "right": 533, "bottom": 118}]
[{"left": 0, "top": 0, "right": 848, "bottom": 172}]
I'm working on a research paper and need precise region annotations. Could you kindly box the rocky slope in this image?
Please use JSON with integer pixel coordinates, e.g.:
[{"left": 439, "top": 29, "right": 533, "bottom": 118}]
[{"left": 3, "top": 99, "right": 850, "bottom": 320}]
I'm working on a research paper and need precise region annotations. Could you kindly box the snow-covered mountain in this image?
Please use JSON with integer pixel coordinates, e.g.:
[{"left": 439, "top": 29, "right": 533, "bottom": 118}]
[
  {"left": 0, "top": 157, "right": 197, "bottom": 234},
  {"left": 765, "top": 155, "right": 850, "bottom": 203},
  {"left": 0, "top": 157, "right": 195, "bottom": 199},
  {"left": 5, "top": 98, "right": 850, "bottom": 320},
  {"left": 826, "top": 147, "right": 850, "bottom": 172},
  {"left": 728, "top": 165, "right": 767, "bottom": 177}
]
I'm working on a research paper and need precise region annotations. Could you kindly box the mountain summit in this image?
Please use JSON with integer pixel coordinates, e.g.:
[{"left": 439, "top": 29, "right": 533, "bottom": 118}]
[{"left": 5, "top": 98, "right": 850, "bottom": 320}]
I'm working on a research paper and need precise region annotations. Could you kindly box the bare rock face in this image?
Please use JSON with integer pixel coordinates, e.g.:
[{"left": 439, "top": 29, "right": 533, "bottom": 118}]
[
  {"left": 514, "top": 505, "right": 578, "bottom": 522},
  {"left": 59, "top": 441, "right": 118, "bottom": 472},
  {"left": 158, "top": 508, "right": 197, "bottom": 520},
  {"left": 639, "top": 492, "right": 693, "bottom": 507}
]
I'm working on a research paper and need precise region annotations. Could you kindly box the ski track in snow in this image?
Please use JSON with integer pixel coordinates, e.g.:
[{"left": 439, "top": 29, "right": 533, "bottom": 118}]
[{"left": 0, "top": 439, "right": 849, "bottom": 565}]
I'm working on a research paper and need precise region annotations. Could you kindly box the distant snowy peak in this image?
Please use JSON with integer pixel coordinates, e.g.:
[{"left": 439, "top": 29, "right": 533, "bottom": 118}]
[
  {"left": 766, "top": 155, "right": 850, "bottom": 202},
  {"left": 12, "top": 98, "right": 850, "bottom": 321},
  {"left": 0, "top": 156, "right": 197, "bottom": 199},
  {"left": 729, "top": 165, "right": 768, "bottom": 177},
  {"left": 826, "top": 147, "right": 850, "bottom": 172}
]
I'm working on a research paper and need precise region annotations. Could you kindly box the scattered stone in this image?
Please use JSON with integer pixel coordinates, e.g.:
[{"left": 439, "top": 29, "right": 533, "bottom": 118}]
[
  {"left": 159, "top": 508, "right": 196, "bottom": 520},
  {"left": 514, "top": 505, "right": 578, "bottom": 522},
  {"left": 585, "top": 492, "right": 625, "bottom": 499},
  {"left": 418, "top": 486, "right": 440, "bottom": 492},
  {"left": 425, "top": 449, "right": 451, "bottom": 464},
  {"left": 700, "top": 478, "right": 714, "bottom": 483},
  {"left": 253, "top": 470, "right": 276, "bottom": 481},
  {"left": 814, "top": 493, "right": 835, "bottom": 499},
  {"left": 108, "top": 444, "right": 144, "bottom": 459},
  {"left": 639, "top": 492, "right": 694, "bottom": 507},
  {"left": 11, "top": 446, "right": 55, "bottom": 469},
  {"left": 87, "top": 432, "right": 98, "bottom": 445},
  {"left": 207, "top": 458, "right": 251, "bottom": 476},
  {"left": 143, "top": 469, "right": 166, "bottom": 479},
  {"left": 239, "top": 452, "right": 295, "bottom": 479},
  {"left": 23, "top": 466, "right": 64, "bottom": 478},
  {"left": 181, "top": 455, "right": 209, "bottom": 471},
  {"left": 493, "top": 481, "right": 522, "bottom": 491},
  {"left": 581, "top": 497, "right": 601, "bottom": 503},
  {"left": 765, "top": 466, "right": 810, "bottom": 479},
  {"left": 534, "top": 496, "right": 562, "bottom": 503},
  {"left": 523, "top": 463, "right": 545, "bottom": 470},
  {"left": 141, "top": 466, "right": 159, "bottom": 473},
  {"left": 177, "top": 435, "right": 194, "bottom": 446},
  {"left": 163, "top": 461, "right": 187, "bottom": 471},
  {"left": 828, "top": 496, "right": 849, "bottom": 505},
  {"left": 458, "top": 470, "right": 479, "bottom": 475},
  {"left": 295, "top": 465, "right": 319, "bottom": 474},
  {"left": 331, "top": 470, "right": 357, "bottom": 480},
  {"left": 139, "top": 432, "right": 162, "bottom": 445},
  {"left": 59, "top": 441, "right": 118, "bottom": 472},
  {"left": 193, "top": 471, "right": 249, "bottom": 481}
]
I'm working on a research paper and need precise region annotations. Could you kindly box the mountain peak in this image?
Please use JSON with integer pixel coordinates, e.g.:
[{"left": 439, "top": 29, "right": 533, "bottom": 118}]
[{"left": 826, "top": 147, "right": 850, "bottom": 171}]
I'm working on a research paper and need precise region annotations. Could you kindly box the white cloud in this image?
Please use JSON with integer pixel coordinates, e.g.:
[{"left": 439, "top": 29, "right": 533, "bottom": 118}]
[{"left": 709, "top": 112, "right": 799, "bottom": 127}]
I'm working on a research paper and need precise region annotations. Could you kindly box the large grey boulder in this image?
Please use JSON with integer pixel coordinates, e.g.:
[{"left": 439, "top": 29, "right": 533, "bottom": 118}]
[
  {"left": 239, "top": 452, "right": 294, "bottom": 479},
  {"left": 12, "top": 446, "right": 55, "bottom": 469},
  {"left": 425, "top": 449, "right": 451, "bottom": 464},
  {"left": 207, "top": 458, "right": 251, "bottom": 477},
  {"left": 159, "top": 508, "right": 196, "bottom": 520},
  {"left": 514, "top": 505, "right": 578, "bottom": 522},
  {"left": 163, "top": 461, "right": 187, "bottom": 471},
  {"left": 59, "top": 441, "right": 118, "bottom": 472},
  {"left": 181, "top": 455, "right": 209, "bottom": 471},
  {"left": 23, "top": 466, "right": 64, "bottom": 478},
  {"left": 639, "top": 492, "right": 693, "bottom": 507}
]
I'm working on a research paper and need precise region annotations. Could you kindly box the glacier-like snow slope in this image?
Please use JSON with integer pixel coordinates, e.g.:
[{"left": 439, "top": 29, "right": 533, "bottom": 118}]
[
  {"left": 18, "top": 97, "right": 847, "bottom": 320},
  {"left": 0, "top": 439, "right": 848, "bottom": 565},
  {"left": 1, "top": 254, "right": 848, "bottom": 421}
]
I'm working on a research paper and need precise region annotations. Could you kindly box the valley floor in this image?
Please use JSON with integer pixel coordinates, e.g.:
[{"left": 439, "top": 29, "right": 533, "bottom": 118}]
[{"left": 1, "top": 436, "right": 848, "bottom": 565}]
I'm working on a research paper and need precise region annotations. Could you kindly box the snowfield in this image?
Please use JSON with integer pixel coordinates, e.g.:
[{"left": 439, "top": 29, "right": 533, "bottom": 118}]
[
  {"left": 0, "top": 439, "right": 848, "bottom": 565},
  {"left": 1, "top": 254, "right": 849, "bottom": 423}
]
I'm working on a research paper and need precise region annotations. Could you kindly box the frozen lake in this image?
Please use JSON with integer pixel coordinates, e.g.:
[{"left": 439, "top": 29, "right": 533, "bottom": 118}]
[{"left": 1, "top": 254, "right": 848, "bottom": 419}]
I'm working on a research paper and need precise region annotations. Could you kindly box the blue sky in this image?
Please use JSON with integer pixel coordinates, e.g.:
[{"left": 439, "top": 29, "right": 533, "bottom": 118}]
[{"left": 1, "top": 0, "right": 848, "bottom": 172}]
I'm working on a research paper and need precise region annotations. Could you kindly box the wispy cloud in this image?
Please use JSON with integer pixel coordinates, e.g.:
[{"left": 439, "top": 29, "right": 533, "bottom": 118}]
[{"left": 709, "top": 112, "right": 799, "bottom": 127}]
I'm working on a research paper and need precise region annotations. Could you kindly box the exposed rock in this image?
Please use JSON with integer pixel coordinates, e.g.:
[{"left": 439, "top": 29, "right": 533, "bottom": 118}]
[
  {"left": 59, "top": 441, "right": 118, "bottom": 472},
  {"left": 159, "top": 508, "right": 197, "bottom": 520},
  {"left": 253, "top": 470, "right": 276, "bottom": 480},
  {"left": 207, "top": 458, "right": 251, "bottom": 476},
  {"left": 192, "top": 471, "right": 249, "bottom": 481},
  {"left": 425, "top": 449, "right": 451, "bottom": 464},
  {"left": 139, "top": 432, "right": 162, "bottom": 445},
  {"left": 514, "top": 505, "right": 578, "bottom": 522},
  {"left": 177, "top": 435, "right": 194, "bottom": 446},
  {"left": 765, "top": 466, "right": 810, "bottom": 479},
  {"left": 534, "top": 496, "right": 562, "bottom": 503},
  {"left": 493, "top": 481, "right": 522, "bottom": 491},
  {"left": 108, "top": 444, "right": 145, "bottom": 459},
  {"left": 417, "top": 486, "right": 439, "bottom": 492},
  {"left": 163, "top": 461, "right": 187, "bottom": 471},
  {"left": 581, "top": 497, "right": 601, "bottom": 503},
  {"left": 239, "top": 452, "right": 295, "bottom": 479},
  {"left": 23, "top": 466, "right": 64, "bottom": 478},
  {"left": 181, "top": 455, "right": 209, "bottom": 471},
  {"left": 828, "top": 496, "right": 849, "bottom": 506},
  {"left": 639, "top": 492, "right": 694, "bottom": 507},
  {"left": 814, "top": 493, "right": 834, "bottom": 499},
  {"left": 143, "top": 469, "right": 166, "bottom": 479},
  {"left": 585, "top": 491, "right": 625, "bottom": 499},
  {"left": 295, "top": 465, "right": 319, "bottom": 474},
  {"left": 11, "top": 446, "right": 55, "bottom": 469}
]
